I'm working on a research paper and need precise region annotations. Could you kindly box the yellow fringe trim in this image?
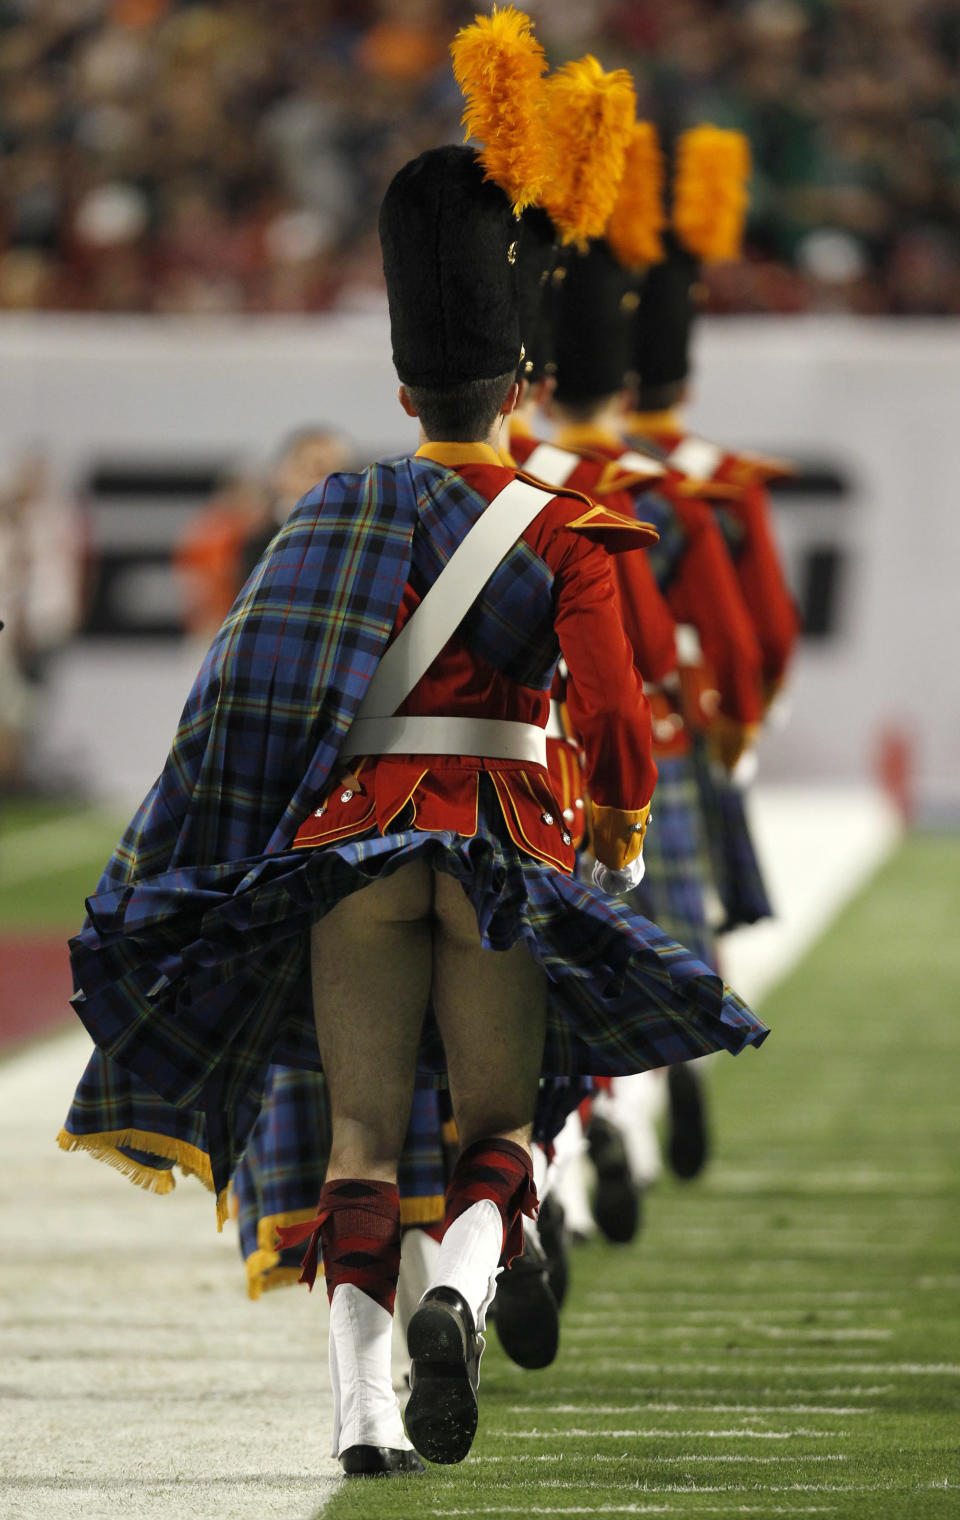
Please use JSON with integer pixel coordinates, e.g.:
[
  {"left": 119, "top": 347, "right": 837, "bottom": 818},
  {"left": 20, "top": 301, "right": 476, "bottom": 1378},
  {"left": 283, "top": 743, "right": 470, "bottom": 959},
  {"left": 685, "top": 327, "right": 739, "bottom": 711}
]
[
  {"left": 246, "top": 1247, "right": 280, "bottom": 1300},
  {"left": 57, "top": 1126, "right": 228, "bottom": 1232},
  {"left": 246, "top": 1248, "right": 309, "bottom": 1301},
  {"left": 400, "top": 1194, "right": 445, "bottom": 1227},
  {"left": 246, "top": 1194, "right": 445, "bottom": 1298},
  {"left": 256, "top": 1206, "right": 321, "bottom": 1255}
]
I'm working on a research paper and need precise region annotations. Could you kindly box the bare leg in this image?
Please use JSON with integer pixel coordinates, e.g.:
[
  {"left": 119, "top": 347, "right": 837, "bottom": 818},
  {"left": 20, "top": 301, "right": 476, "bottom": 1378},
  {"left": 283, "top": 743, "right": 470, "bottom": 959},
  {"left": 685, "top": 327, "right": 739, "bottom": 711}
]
[
  {"left": 431, "top": 870, "right": 547, "bottom": 1152},
  {"left": 405, "top": 872, "right": 550, "bottom": 1466},
  {"left": 309, "top": 862, "right": 434, "bottom": 1471},
  {"left": 310, "top": 860, "right": 433, "bottom": 1182}
]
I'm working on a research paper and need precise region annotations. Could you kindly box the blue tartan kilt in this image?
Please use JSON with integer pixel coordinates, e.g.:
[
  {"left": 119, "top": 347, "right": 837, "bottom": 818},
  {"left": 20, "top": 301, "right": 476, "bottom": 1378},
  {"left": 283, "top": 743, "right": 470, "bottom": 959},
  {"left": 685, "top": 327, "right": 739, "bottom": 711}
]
[
  {"left": 64, "top": 780, "right": 768, "bottom": 1201},
  {"left": 691, "top": 738, "right": 774, "bottom": 931},
  {"left": 627, "top": 752, "right": 718, "bottom": 972}
]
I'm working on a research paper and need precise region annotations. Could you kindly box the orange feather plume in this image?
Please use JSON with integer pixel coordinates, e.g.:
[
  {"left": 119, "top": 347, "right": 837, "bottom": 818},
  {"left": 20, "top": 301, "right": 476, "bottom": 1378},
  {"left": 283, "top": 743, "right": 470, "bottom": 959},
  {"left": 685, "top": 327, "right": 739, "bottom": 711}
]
[
  {"left": 450, "top": 6, "right": 549, "bottom": 215},
  {"left": 541, "top": 55, "right": 637, "bottom": 247},
  {"left": 672, "top": 126, "right": 751, "bottom": 262},
  {"left": 606, "top": 121, "right": 666, "bottom": 270}
]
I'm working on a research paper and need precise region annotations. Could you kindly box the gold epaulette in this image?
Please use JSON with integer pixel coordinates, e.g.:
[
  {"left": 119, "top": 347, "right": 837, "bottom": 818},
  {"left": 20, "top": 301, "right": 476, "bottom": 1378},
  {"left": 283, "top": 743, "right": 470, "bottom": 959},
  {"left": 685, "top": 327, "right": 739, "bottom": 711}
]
[{"left": 564, "top": 502, "right": 659, "bottom": 551}]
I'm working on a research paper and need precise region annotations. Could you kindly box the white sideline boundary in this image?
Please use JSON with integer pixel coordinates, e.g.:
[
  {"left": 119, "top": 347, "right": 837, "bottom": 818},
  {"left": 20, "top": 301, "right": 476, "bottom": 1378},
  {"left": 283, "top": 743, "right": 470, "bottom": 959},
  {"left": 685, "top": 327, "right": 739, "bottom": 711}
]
[
  {"left": 0, "top": 784, "right": 901, "bottom": 1518},
  {"left": 719, "top": 784, "right": 902, "bottom": 1007}
]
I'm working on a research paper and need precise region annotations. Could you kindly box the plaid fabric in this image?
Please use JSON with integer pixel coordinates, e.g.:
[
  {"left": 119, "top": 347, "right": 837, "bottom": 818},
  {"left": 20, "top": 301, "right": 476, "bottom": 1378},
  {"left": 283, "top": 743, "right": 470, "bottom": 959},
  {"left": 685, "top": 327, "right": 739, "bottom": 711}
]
[
  {"left": 715, "top": 504, "right": 748, "bottom": 560},
  {"left": 627, "top": 752, "right": 718, "bottom": 971},
  {"left": 633, "top": 490, "right": 689, "bottom": 593},
  {"left": 691, "top": 737, "right": 774, "bottom": 930},
  {"left": 63, "top": 456, "right": 556, "bottom": 1198},
  {"left": 234, "top": 1073, "right": 446, "bottom": 1296},
  {"left": 533, "top": 1075, "right": 594, "bottom": 1150},
  {"left": 62, "top": 457, "right": 768, "bottom": 1205},
  {"left": 63, "top": 783, "right": 768, "bottom": 1200}
]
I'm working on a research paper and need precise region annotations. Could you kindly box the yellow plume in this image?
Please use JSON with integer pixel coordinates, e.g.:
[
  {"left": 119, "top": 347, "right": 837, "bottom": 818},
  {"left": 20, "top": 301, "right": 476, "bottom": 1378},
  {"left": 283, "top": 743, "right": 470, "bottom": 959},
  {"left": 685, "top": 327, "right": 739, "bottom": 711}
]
[
  {"left": 451, "top": 6, "right": 549, "bottom": 215},
  {"left": 541, "top": 55, "right": 637, "bottom": 247},
  {"left": 606, "top": 121, "right": 666, "bottom": 270},
  {"left": 672, "top": 126, "right": 751, "bottom": 262}
]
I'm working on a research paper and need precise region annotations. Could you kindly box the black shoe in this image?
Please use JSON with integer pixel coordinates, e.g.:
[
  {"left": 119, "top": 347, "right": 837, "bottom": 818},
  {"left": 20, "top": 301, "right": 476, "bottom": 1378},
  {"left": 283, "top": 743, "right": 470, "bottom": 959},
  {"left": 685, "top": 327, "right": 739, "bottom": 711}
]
[
  {"left": 586, "top": 1113, "right": 641, "bottom": 1243},
  {"left": 537, "top": 1192, "right": 569, "bottom": 1308},
  {"left": 492, "top": 1231, "right": 559, "bottom": 1369},
  {"left": 339, "top": 1444, "right": 426, "bottom": 1477},
  {"left": 666, "top": 1062, "right": 710, "bottom": 1180},
  {"left": 405, "top": 1286, "right": 482, "bottom": 1464}
]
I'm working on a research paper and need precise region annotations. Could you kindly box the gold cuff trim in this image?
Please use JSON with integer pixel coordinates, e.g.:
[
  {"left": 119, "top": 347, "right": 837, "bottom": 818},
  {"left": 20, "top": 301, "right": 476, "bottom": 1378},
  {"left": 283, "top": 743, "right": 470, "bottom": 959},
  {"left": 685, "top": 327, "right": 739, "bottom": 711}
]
[{"left": 591, "top": 801, "right": 651, "bottom": 870}]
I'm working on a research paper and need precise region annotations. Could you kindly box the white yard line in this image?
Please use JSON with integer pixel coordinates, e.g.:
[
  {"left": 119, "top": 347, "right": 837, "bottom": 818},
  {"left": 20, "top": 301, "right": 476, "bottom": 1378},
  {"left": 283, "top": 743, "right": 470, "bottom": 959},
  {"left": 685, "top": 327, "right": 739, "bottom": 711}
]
[
  {"left": 510, "top": 1403, "right": 874, "bottom": 1416},
  {"left": 433, "top": 1510, "right": 836, "bottom": 1517},
  {"left": 488, "top": 1440, "right": 848, "bottom": 1459},
  {"left": 491, "top": 1429, "right": 840, "bottom": 1439},
  {"left": 560, "top": 1326, "right": 894, "bottom": 1341}
]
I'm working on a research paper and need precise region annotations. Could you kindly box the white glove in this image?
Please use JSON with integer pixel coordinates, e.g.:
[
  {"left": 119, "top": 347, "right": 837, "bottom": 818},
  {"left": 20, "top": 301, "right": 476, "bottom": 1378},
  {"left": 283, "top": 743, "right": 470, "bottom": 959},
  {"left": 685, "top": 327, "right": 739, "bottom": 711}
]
[
  {"left": 592, "top": 854, "right": 645, "bottom": 896},
  {"left": 731, "top": 747, "right": 759, "bottom": 789}
]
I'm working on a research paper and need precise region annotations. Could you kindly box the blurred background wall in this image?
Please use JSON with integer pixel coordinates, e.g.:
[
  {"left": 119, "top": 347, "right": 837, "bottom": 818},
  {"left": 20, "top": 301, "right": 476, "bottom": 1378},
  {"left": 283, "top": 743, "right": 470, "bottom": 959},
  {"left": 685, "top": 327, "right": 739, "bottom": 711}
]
[
  {"left": 2, "top": 313, "right": 958, "bottom": 822},
  {"left": 2, "top": 0, "right": 959, "bottom": 823}
]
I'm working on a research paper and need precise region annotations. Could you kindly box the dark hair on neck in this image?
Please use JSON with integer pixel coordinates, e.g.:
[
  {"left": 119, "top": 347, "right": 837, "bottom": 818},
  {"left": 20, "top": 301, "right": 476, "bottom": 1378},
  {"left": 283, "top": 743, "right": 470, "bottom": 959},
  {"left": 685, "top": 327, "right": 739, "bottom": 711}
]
[
  {"left": 635, "top": 379, "right": 686, "bottom": 413},
  {"left": 405, "top": 371, "right": 514, "bottom": 442}
]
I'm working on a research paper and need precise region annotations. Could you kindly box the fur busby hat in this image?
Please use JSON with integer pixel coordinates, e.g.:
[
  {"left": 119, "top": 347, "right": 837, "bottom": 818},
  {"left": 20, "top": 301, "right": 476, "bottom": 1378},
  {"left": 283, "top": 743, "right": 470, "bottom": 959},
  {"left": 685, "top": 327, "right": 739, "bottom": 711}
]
[
  {"left": 379, "top": 144, "right": 521, "bottom": 387},
  {"left": 631, "top": 233, "right": 700, "bottom": 387},
  {"left": 552, "top": 239, "right": 639, "bottom": 404},
  {"left": 516, "top": 205, "right": 560, "bottom": 381}
]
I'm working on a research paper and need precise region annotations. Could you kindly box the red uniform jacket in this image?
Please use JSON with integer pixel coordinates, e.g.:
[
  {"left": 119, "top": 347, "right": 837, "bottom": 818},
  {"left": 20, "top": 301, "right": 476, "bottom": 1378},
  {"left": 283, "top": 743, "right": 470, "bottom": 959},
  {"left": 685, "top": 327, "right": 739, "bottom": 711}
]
[
  {"left": 294, "top": 442, "right": 657, "bottom": 872},
  {"left": 510, "top": 419, "right": 690, "bottom": 763},
  {"left": 542, "top": 424, "right": 765, "bottom": 743},
  {"left": 629, "top": 415, "right": 799, "bottom": 699}
]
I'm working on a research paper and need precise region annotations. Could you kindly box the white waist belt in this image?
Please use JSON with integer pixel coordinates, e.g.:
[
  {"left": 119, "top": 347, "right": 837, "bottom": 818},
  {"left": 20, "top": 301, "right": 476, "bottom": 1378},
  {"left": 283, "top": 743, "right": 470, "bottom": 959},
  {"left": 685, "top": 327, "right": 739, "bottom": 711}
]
[
  {"left": 344, "top": 715, "right": 547, "bottom": 766},
  {"left": 544, "top": 701, "right": 566, "bottom": 741}
]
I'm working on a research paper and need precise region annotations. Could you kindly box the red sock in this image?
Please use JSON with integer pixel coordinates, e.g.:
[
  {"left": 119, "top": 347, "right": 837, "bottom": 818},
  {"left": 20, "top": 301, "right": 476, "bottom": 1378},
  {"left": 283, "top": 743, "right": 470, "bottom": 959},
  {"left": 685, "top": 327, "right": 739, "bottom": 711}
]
[
  {"left": 445, "top": 1138, "right": 538, "bottom": 1268},
  {"left": 274, "top": 1178, "right": 401, "bottom": 1312}
]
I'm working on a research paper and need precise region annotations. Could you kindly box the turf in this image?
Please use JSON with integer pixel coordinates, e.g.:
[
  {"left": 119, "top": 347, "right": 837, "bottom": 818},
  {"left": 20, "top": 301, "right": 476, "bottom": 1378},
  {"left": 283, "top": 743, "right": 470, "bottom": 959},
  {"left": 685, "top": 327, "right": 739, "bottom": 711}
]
[
  {"left": 320, "top": 834, "right": 960, "bottom": 1519},
  {"left": 0, "top": 800, "right": 127, "bottom": 929}
]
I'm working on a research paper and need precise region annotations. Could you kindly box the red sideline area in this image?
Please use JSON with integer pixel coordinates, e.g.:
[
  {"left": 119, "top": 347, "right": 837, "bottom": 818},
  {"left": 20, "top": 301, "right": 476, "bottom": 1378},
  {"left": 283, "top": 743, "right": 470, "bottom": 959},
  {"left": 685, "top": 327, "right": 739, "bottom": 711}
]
[{"left": 0, "top": 936, "right": 74, "bottom": 1053}]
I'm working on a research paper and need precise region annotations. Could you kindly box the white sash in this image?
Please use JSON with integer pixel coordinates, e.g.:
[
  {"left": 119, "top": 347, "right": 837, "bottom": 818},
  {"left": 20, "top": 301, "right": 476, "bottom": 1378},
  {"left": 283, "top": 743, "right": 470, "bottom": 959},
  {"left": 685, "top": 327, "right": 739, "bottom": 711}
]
[
  {"left": 344, "top": 475, "right": 558, "bottom": 764},
  {"left": 667, "top": 435, "right": 723, "bottom": 481},
  {"left": 521, "top": 442, "right": 582, "bottom": 488}
]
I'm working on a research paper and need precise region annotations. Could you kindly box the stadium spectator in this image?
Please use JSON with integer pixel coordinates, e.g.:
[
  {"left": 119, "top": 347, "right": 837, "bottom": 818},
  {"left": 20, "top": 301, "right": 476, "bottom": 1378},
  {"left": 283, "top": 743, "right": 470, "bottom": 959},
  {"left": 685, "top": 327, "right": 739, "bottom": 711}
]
[
  {"left": 173, "top": 425, "right": 351, "bottom": 643},
  {"left": 0, "top": 0, "right": 957, "bottom": 315},
  {"left": 0, "top": 451, "right": 86, "bottom": 791}
]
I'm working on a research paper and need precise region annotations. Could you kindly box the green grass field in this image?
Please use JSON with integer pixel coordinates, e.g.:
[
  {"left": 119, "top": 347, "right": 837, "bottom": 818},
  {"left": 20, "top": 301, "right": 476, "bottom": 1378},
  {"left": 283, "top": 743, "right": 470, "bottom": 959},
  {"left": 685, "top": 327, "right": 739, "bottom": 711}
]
[
  {"left": 0, "top": 799, "right": 128, "bottom": 930},
  {"left": 321, "top": 835, "right": 960, "bottom": 1520}
]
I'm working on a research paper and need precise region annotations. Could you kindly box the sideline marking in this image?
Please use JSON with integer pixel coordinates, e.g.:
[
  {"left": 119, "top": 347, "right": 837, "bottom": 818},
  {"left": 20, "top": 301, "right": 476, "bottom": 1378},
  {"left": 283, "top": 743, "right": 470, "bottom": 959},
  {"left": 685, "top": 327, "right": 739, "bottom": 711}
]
[
  {"left": 493, "top": 1428, "right": 840, "bottom": 1439},
  {"left": 489, "top": 1441, "right": 849, "bottom": 1460},
  {"left": 509, "top": 1402, "right": 874, "bottom": 1416}
]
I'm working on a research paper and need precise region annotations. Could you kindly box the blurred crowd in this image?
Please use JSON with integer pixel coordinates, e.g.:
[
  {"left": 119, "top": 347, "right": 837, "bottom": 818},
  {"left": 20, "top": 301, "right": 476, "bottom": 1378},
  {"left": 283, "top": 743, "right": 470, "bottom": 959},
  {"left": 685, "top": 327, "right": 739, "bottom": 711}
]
[
  {"left": 1, "top": 0, "right": 959, "bottom": 317},
  {"left": 0, "top": 453, "right": 86, "bottom": 790}
]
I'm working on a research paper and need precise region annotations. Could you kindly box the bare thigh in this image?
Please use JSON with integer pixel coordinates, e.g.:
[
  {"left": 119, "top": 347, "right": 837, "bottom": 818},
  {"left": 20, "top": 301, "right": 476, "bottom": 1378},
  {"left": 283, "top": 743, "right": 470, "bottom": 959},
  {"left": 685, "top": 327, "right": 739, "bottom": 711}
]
[
  {"left": 431, "top": 870, "right": 547, "bottom": 1153},
  {"left": 310, "top": 860, "right": 433, "bottom": 1180}
]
